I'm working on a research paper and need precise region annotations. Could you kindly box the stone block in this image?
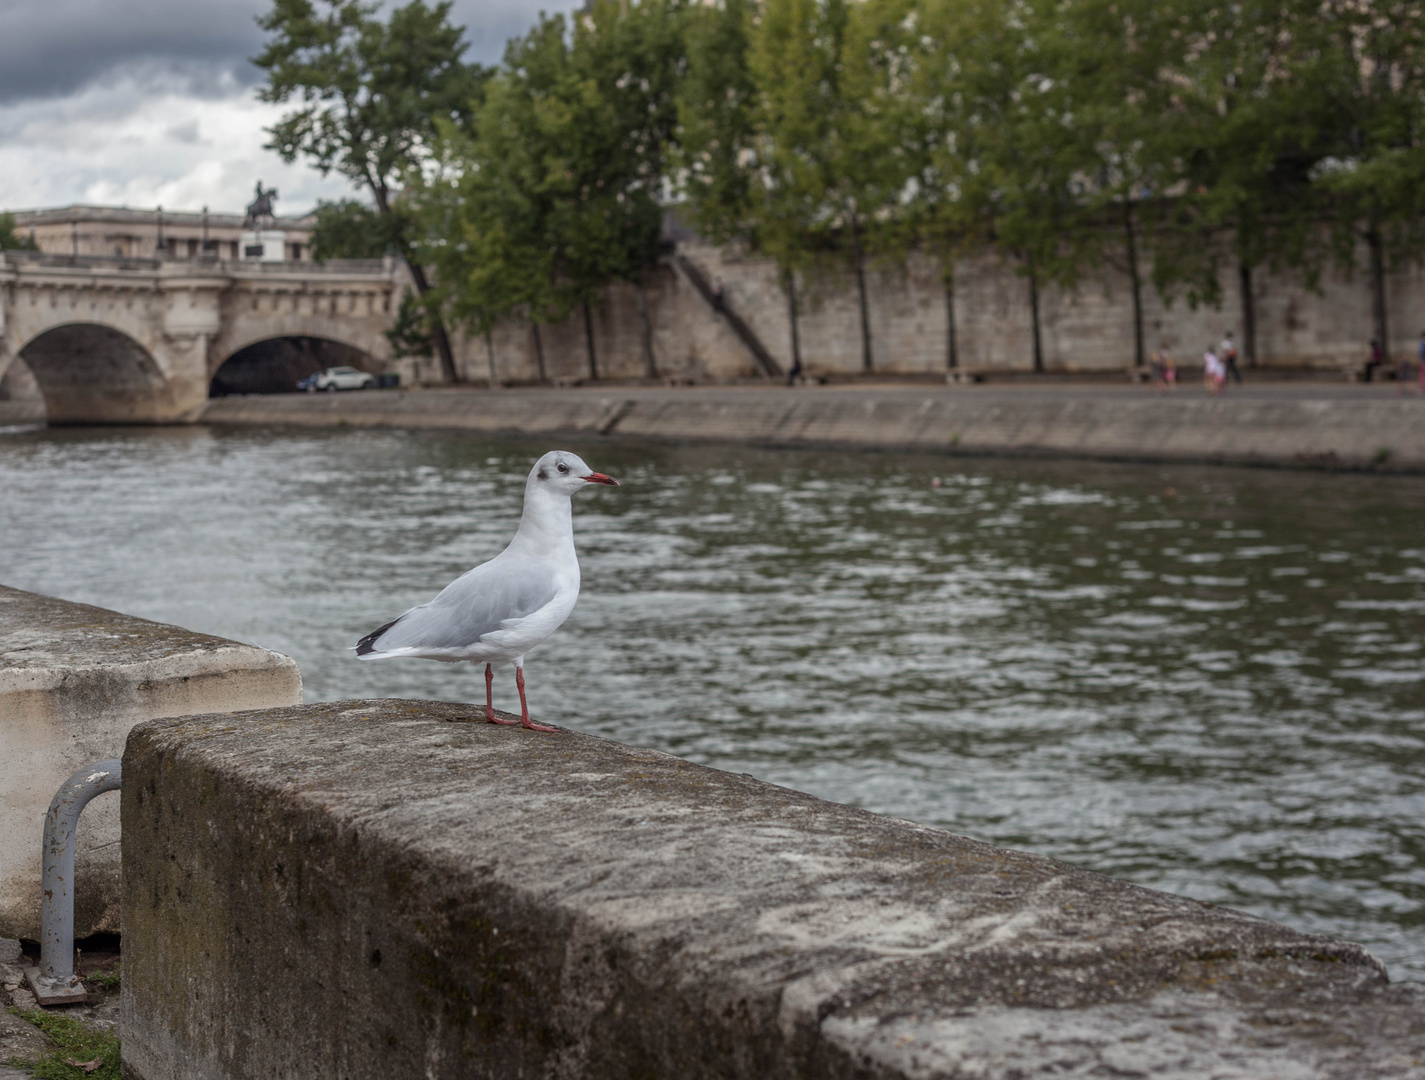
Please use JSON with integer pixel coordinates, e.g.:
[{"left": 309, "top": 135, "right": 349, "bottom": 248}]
[
  {"left": 0, "top": 585, "right": 301, "bottom": 940},
  {"left": 122, "top": 700, "right": 1425, "bottom": 1080}
]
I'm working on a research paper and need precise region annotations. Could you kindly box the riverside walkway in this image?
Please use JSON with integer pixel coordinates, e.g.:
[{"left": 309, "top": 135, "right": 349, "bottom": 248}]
[{"left": 202, "top": 380, "right": 1425, "bottom": 472}]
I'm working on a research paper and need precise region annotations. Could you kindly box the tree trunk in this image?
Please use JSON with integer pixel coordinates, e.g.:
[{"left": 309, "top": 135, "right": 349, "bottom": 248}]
[
  {"left": 368, "top": 186, "right": 458, "bottom": 385},
  {"left": 1027, "top": 257, "right": 1044, "bottom": 373},
  {"left": 944, "top": 266, "right": 958, "bottom": 371},
  {"left": 1238, "top": 262, "right": 1257, "bottom": 367},
  {"left": 403, "top": 262, "right": 458, "bottom": 384},
  {"left": 583, "top": 301, "right": 599, "bottom": 381},
  {"left": 530, "top": 322, "right": 547, "bottom": 383},
  {"left": 1367, "top": 220, "right": 1389, "bottom": 364},
  {"left": 851, "top": 217, "right": 873, "bottom": 372},
  {"left": 485, "top": 330, "right": 497, "bottom": 387},
  {"left": 635, "top": 271, "right": 657, "bottom": 379},
  {"left": 1124, "top": 201, "right": 1144, "bottom": 368},
  {"left": 786, "top": 271, "right": 802, "bottom": 372}
]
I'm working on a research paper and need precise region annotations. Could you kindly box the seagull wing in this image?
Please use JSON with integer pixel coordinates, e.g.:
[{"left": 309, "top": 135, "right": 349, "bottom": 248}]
[{"left": 356, "top": 552, "right": 560, "bottom": 658}]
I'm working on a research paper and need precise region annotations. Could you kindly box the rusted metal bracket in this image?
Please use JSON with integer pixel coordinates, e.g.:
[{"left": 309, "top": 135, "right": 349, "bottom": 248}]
[{"left": 25, "top": 760, "right": 121, "bottom": 1006}]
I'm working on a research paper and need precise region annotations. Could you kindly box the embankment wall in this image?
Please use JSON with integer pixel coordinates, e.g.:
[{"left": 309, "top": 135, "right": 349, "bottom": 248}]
[
  {"left": 121, "top": 698, "right": 1425, "bottom": 1080},
  {"left": 400, "top": 236, "right": 1425, "bottom": 387},
  {"left": 201, "top": 385, "right": 1425, "bottom": 473},
  {"left": 0, "top": 585, "right": 301, "bottom": 940}
]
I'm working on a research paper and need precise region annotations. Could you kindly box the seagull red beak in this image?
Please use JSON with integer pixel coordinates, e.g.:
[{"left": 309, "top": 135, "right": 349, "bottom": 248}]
[{"left": 583, "top": 472, "right": 619, "bottom": 486}]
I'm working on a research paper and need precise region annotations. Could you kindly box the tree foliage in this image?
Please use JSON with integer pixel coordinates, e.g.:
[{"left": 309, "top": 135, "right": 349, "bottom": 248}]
[
  {"left": 0, "top": 213, "right": 36, "bottom": 251},
  {"left": 254, "top": 0, "right": 484, "bottom": 379},
  {"left": 295, "top": 0, "right": 1425, "bottom": 372},
  {"left": 309, "top": 198, "right": 406, "bottom": 260},
  {"left": 418, "top": 0, "right": 686, "bottom": 365}
]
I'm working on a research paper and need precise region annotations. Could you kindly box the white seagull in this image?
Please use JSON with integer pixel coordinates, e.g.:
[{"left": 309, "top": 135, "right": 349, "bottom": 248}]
[{"left": 355, "top": 450, "right": 619, "bottom": 731}]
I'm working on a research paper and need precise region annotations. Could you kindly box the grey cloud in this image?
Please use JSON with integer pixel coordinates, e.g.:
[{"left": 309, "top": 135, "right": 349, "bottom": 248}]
[
  {"left": 0, "top": 0, "right": 579, "bottom": 106},
  {"left": 0, "top": 0, "right": 268, "bottom": 105},
  {"left": 165, "top": 119, "right": 202, "bottom": 145}
]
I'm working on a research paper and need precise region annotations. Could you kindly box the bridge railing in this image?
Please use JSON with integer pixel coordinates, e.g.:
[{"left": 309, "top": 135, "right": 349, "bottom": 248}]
[
  {"left": 232, "top": 258, "right": 392, "bottom": 276},
  {"left": 0, "top": 252, "right": 163, "bottom": 271},
  {"left": 0, "top": 252, "right": 393, "bottom": 277}
]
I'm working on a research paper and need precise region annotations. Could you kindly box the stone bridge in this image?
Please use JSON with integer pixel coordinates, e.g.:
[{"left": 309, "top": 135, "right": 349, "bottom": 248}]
[{"left": 0, "top": 252, "right": 400, "bottom": 424}]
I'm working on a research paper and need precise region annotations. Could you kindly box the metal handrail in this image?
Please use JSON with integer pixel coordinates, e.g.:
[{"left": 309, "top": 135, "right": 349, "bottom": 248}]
[{"left": 26, "top": 760, "right": 122, "bottom": 1006}]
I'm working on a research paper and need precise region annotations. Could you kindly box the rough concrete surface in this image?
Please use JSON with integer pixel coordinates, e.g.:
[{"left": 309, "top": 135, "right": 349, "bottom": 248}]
[
  {"left": 201, "top": 383, "right": 1425, "bottom": 472},
  {"left": 122, "top": 699, "right": 1425, "bottom": 1080},
  {"left": 0, "top": 585, "right": 302, "bottom": 940},
  {"left": 0, "top": 949, "right": 47, "bottom": 1067}
]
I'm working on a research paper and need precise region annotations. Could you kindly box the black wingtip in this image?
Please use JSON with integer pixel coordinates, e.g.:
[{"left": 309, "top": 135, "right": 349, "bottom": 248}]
[{"left": 356, "top": 616, "right": 401, "bottom": 656}]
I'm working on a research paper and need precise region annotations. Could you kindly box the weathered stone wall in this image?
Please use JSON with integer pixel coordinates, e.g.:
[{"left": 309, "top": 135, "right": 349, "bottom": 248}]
[
  {"left": 445, "top": 262, "right": 760, "bottom": 387},
  {"left": 121, "top": 699, "right": 1425, "bottom": 1080},
  {"left": 0, "top": 585, "right": 301, "bottom": 941},
  {"left": 201, "top": 384, "right": 1425, "bottom": 473},
  {"left": 443, "top": 235, "right": 1425, "bottom": 384}
]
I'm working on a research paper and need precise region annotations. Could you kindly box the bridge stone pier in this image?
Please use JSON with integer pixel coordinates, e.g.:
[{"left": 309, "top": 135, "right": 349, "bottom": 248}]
[{"left": 0, "top": 252, "right": 400, "bottom": 424}]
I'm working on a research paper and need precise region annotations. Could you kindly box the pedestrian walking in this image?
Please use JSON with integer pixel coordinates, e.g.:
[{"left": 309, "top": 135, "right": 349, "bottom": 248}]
[
  {"left": 1203, "top": 346, "right": 1225, "bottom": 394},
  {"left": 1163, "top": 349, "right": 1176, "bottom": 390},
  {"left": 1364, "top": 339, "right": 1384, "bottom": 382},
  {"left": 1220, "top": 331, "right": 1243, "bottom": 383},
  {"left": 1150, "top": 342, "right": 1173, "bottom": 390}
]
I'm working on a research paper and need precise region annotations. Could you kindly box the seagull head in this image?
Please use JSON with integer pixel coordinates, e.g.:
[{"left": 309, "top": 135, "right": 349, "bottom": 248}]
[{"left": 529, "top": 450, "right": 620, "bottom": 496}]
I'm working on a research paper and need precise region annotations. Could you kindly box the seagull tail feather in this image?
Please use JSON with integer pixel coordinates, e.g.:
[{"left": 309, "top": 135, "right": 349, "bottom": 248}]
[{"left": 355, "top": 616, "right": 402, "bottom": 657}]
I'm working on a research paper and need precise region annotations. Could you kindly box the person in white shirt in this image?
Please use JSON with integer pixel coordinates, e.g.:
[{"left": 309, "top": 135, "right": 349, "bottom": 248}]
[{"left": 1203, "top": 347, "right": 1225, "bottom": 393}]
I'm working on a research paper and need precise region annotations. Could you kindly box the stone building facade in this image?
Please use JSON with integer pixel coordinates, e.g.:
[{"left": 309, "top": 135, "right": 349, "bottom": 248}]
[{"left": 10, "top": 205, "right": 316, "bottom": 263}]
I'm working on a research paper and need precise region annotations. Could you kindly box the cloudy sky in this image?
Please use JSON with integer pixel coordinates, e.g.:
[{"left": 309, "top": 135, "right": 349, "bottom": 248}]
[{"left": 0, "top": 0, "right": 578, "bottom": 216}]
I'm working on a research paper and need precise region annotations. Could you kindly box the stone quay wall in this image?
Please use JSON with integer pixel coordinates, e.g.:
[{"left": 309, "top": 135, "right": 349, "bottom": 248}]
[
  {"left": 0, "top": 585, "right": 301, "bottom": 941},
  {"left": 121, "top": 698, "right": 1424, "bottom": 1080},
  {"left": 201, "top": 384, "right": 1425, "bottom": 473},
  {"left": 409, "top": 235, "right": 1425, "bottom": 387}
]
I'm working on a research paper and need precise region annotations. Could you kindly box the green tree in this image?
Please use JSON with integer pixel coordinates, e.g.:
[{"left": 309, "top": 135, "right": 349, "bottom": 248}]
[
  {"left": 1038, "top": 0, "right": 1188, "bottom": 368},
  {"left": 387, "top": 289, "right": 436, "bottom": 358},
  {"left": 742, "top": 0, "right": 919, "bottom": 372},
  {"left": 675, "top": 0, "right": 759, "bottom": 246},
  {"left": 309, "top": 198, "right": 405, "bottom": 260},
  {"left": 1309, "top": 0, "right": 1425, "bottom": 361},
  {"left": 254, "top": 0, "right": 483, "bottom": 382},
  {"left": 422, "top": 1, "right": 685, "bottom": 380},
  {"left": 1150, "top": 0, "right": 1342, "bottom": 365},
  {"left": 0, "top": 213, "right": 36, "bottom": 251},
  {"left": 915, "top": 0, "right": 1083, "bottom": 371}
]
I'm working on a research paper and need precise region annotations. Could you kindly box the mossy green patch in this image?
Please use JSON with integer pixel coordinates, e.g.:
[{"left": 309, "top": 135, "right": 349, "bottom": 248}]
[{"left": 5, "top": 1008, "right": 120, "bottom": 1079}]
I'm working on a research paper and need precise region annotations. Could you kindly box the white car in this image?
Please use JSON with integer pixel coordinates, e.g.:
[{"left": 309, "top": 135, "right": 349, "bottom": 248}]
[{"left": 304, "top": 366, "right": 376, "bottom": 392}]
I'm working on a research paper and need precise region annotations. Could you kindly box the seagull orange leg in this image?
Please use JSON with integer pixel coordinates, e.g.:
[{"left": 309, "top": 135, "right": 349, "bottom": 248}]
[
  {"left": 485, "top": 663, "right": 517, "bottom": 726},
  {"left": 515, "top": 665, "right": 558, "bottom": 732}
]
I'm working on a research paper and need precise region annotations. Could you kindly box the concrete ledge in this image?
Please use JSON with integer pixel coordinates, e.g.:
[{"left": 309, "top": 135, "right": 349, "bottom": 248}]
[
  {"left": 122, "top": 700, "right": 1425, "bottom": 1080},
  {"left": 0, "top": 585, "right": 301, "bottom": 939},
  {"left": 201, "top": 386, "right": 1425, "bottom": 472}
]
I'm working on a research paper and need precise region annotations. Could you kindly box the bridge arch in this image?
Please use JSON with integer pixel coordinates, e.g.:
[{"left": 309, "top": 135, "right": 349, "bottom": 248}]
[
  {"left": 209, "top": 302, "right": 394, "bottom": 383},
  {"left": 18, "top": 323, "right": 180, "bottom": 425},
  {"left": 209, "top": 334, "right": 381, "bottom": 396}
]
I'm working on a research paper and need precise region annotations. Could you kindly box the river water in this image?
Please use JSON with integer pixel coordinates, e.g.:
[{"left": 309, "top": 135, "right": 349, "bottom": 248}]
[{"left": 2, "top": 423, "right": 1423, "bottom": 976}]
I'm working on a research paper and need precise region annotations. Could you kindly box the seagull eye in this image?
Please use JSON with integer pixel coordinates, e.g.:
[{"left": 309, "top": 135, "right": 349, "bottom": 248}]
[{"left": 557, "top": 463, "right": 568, "bottom": 473}]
